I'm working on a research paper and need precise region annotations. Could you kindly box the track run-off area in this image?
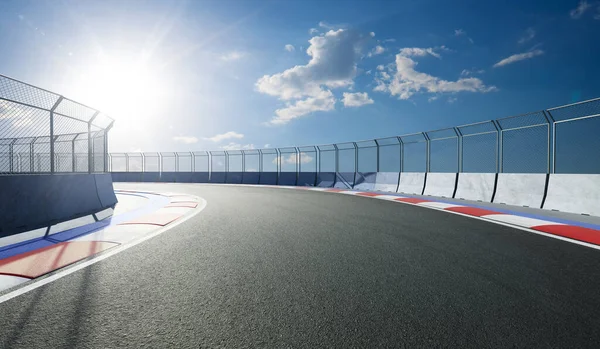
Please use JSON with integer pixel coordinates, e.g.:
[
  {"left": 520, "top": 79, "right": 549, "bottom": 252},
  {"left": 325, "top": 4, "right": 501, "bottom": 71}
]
[{"left": 2, "top": 183, "right": 600, "bottom": 348}]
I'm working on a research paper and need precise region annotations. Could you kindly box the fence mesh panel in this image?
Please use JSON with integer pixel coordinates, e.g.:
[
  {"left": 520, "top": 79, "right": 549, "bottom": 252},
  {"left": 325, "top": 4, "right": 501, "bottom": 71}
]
[{"left": 0, "top": 74, "right": 113, "bottom": 175}]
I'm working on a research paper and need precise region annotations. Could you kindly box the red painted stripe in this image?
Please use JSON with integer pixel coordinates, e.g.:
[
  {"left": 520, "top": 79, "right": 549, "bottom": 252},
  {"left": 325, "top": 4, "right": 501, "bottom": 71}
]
[
  {"left": 394, "top": 198, "right": 430, "bottom": 204},
  {"left": 165, "top": 202, "right": 198, "bottom": 208},
  {"left": 531, "top": 225, "right": 600, "bottom": 245},
  {"left": 356, "top": 192, "right": 381, "bottom": 197},
  {"left": 0, "top": 241, "right": 118, "bottom": 278},
  {"left": 445, "top": 206, "right": 502, "bottom": 217},
  {"left": 120, "top": 210, "right": 183, "bottom": 226}
]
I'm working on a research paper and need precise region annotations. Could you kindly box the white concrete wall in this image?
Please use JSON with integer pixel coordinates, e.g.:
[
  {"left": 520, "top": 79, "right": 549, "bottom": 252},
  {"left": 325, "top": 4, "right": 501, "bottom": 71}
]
[
  {"left": 423, "top": 173, "right": 457, "bottom": 198},
  {"left": 374, "top": 172, "right": 399, "bottom": 192},
  {"left": 397, "top": 173, "right": 426, "bottom": 195},
  {"left": 454, "top": 173, "right": 496, "bottom": 202},
  {"left": 543, "top": 174, "right": 600, "bottom": 216},
  {"left": 493, "top": 173, "right": 547, "bottom": 208}
]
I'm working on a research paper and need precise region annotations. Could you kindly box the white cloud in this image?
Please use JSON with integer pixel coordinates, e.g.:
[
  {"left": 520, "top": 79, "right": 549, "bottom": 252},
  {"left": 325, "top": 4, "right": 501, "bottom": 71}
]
[
  {"left": 518, "top": 28, "right": 536, "bottom": 44},
  {"left": 284, "top": 44, "right": 295, "bottom": 52},
  {"left": 382, "top": 38, "right": 395, "bottom": 43},
  {"left": 493, "top": 49, "right": 544, "bottom": 68},
  {"left": 272, "top": 152, "right": 314, "bottom": 165},
  {"left": 370, "top": 32, "right": 375, "bottom": 37},
  {"left": 264, "top": 144, "right": 270, "bottom": 148},
  {"left": 220, "top": 143, "right": 255, "bottom": 150},
  {"left": 309, "top": 28, "right": 319, "bottom": 35},
  {"left": 365, "top": 70, "right": 372, "bottom": 75},
  {"left": 595, "top": 6, "right": 600, "bottom": 19},
  {"left": 173, "top": 136, "right": 198, "bottom": 144},
  {"left": 428, "top": 96, "right": 439, "bottom": 102},
  {"left": 205, "top": 131, "right": 244, "bottom": 142},
  {"left": 368, "top": 45, "right": 385, "bottom": 57},
  {"left": 460, "top": 68, "right": 485, "bottom": 76},
  {"left": 271, "top": 90, "right": 336, "bottom": 125},
  {"left": 256, "top": 28, "right": 371, "bottom": 124},
  {"left": 454, "top": 29, "right": 466, "bottom": 36},
  {"left": 220, "top": 51, "right": 245, "bottom": 61},
  {"left": 570, "top": 0, "right": 592, "bottom": 18},
  {"left": 342, "top": 92, "right": 374, "bottom": 107},
  {"left": 447, "top": 97, "right": 458, "bottom": 104},
  {"left": 376, "top": 64, "right": 385, "bottom": 71},
  {"left": 373, "top": 47, "right": 496, "bottom": 100},
  {"left": 399, "top": 47, "right": 444, "bottom": 59}
]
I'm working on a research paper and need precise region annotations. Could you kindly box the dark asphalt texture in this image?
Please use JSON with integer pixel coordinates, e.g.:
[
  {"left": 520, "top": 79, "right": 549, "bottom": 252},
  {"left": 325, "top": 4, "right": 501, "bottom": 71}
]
[{"left": 1, "top": 183, "right": 600, "bottom": 348}]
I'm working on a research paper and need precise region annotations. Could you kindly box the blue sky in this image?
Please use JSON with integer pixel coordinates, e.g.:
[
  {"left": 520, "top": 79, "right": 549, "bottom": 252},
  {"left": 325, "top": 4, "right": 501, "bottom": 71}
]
[{"left": 1, "top": 0, "right": 599, "bottom": 153}]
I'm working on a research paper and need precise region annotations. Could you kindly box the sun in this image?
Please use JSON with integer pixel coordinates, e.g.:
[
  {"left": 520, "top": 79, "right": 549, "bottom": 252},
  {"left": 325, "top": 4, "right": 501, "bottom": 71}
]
[{"left": 77, "top": 55, "right": 164, "bottom": 126}]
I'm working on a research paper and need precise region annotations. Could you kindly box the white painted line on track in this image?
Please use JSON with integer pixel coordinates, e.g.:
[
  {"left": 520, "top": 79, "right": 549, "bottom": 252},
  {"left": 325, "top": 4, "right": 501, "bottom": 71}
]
[
  {"left": 483, "top": 214, "right": 563, "bottom": 228},
  {"left": 417, "top": 202, "right": 464, "bottom": 209},
  {"left": 0, "top": 196, "right": 208, "bottom": 305}
]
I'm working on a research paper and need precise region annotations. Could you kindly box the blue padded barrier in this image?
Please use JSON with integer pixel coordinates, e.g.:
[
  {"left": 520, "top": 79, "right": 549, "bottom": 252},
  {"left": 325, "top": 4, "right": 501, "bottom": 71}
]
[
  {"left": 334, "top": 172, "right": 355, "bottom": 189},
  {"left": 174, "top": 172, "right": 194, "bottom": 183},
  {"left": 160, "top": 172, "right": 177, "bottom": 183},
  {"left": 191, "top": 172, "right": 209, "bottom": 183},
  {"left": 259, "top": 172, "right": 278, "bottom": 185},
  {"left": 141, "top": 172, "right": 161, "bottom": 182},
  {"left": 353, "top": 172, "right": 377, "bottom": 191},
  {"left": 316, "top": 172, "right": 335, "bottom": 187},
  {"left": 226, "top": 172, "right": 243, "bottom": 184},
  {"left": 0, "top": 174, "right": 113, "bottom": 235},
  {"left": 242, "top": 172, "right": 260, "bottom": 184},
  {"left": 94, "top": 173, "right": 118, "bottom": 208},
  {"left": 209, "top": 172, "right": 227, "bottom": 183},
  {"left": 279, "top": 172, "right": 297, "bottom": 185},
  {"left": 297, "top": 172, "right": 317, "bottom": 186}
]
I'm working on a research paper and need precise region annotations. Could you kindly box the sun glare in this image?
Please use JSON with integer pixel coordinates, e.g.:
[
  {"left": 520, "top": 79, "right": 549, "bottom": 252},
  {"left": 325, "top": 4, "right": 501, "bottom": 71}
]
[{"left": 77, "top": 55, "right": 164, "bottom": 126}]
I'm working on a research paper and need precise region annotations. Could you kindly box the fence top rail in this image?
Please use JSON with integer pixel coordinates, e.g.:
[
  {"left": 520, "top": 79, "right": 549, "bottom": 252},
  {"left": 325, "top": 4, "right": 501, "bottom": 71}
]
[
  {"left": 547, "top": 96, "right": 600, "bottom": 111},
  {"left": 0, "top": 74, "right": 115, "bottom": 129}
]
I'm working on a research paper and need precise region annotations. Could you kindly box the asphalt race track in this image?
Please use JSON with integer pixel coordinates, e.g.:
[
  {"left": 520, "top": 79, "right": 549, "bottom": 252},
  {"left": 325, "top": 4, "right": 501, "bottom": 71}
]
[{"left": 1, "top": 183, "right": 600, "bottom": 348}]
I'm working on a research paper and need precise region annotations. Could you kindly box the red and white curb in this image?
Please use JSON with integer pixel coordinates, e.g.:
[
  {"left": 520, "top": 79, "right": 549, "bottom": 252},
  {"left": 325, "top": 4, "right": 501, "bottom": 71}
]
[{"left": 265, "top": 185, "right": 600, "bottom": 249}]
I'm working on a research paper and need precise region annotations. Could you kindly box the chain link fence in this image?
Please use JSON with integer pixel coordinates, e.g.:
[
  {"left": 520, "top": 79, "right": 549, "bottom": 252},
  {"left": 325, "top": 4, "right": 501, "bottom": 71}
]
[
  {"left": 110, "top": 97, "right": 600, "bottom": 176},
  {"left": 0, "top": 74, "right": 114, "bottom": 174}
]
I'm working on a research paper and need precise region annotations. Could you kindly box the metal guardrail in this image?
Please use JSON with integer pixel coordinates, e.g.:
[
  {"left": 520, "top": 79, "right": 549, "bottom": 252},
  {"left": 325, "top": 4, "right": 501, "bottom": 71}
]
[
  {"left": 0, "top": 74, "right": 114, "bottom": 174},
  {"left": 110, "top": 97, "right": 600, "bottom": 176}
]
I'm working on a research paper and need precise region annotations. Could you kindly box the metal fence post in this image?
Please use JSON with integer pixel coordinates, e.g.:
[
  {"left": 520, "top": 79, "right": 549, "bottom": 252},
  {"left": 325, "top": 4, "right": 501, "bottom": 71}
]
[
  {"left": 141, "top": 153, "right": 146, "bottom": 172},
  {"left": 397, "top": 137, "right": 403, "bottom": 173},
  {"left": 333, "top": 144, "right": 339, "bottom": 173},
  {"left": 9, "top": 139, "right": 16, "bottom": 173},
  {"left": 454, "top": 127, "right": 462, "bottom": 173},
  {"left": 275, "top": 148, "right": 281, "bottom": 184},
  {"left": 29, "top": 138, "right": 35, "bottom": 172},
  {"left": 103, "top": 122, "right": 114, "bottom": 173},
  {"left": 159, "top": 153, "right": 163, "bottom": 173},
  {"left": 258, "top": 149, "right": 263, "bottom": 173},
  {"left": 492, "top": 120, "right": 501, "bottom": 173},
  {"left": 542, "top": 110, "right": 555, "bottom": 174},
  {"left": 241, "top": 150, "right": 246, "bottom": 172},
  {"left": 175, "top": 152, "right": 180, "bottom": 172},
  {"left": 316, "top": 146, "right": 321, "bottom": 173},
  {"left": 423, "top": 132, "right": 430, "bottom": 173},
  {"left": 88, "top": 111, "right": 99, "bottom": 173},
  {"left": 374, "top": 139, "right": 380, "bottom": 172},
  {"left": 49, "top": 97, "right": 64, "bottom": 173},
  {"left": 71, "top": 135, "right": 77, "bottom": 172},
  {"left": 352, "top": 142, "right": 358, "bottom": 173},
  {"left": 189, "top": 152, "right": 193, "bottom": 172}
]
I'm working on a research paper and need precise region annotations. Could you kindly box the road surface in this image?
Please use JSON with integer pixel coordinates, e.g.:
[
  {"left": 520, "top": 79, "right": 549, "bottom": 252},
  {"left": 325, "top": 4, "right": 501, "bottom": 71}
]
[{"left": 1, "top": 183, "right": 600, "bottom": 348}]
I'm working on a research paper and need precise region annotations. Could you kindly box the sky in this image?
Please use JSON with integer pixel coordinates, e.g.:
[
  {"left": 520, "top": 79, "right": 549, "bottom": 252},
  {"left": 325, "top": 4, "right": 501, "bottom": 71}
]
[{"left": 1, "top": 0, "right": 599, "bottom": 155}]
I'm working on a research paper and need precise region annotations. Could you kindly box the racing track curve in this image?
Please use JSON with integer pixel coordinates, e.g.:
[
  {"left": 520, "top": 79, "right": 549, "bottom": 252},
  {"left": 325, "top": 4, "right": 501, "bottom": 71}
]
[{"left": 1, "top": 183, "right": 600, "bottom": 348}]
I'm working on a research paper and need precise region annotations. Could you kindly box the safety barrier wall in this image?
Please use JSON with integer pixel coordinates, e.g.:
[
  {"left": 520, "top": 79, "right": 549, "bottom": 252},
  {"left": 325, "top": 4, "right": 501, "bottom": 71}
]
[
  {"left": 493, "top": 173, "right": 547, "bottom": 208},
  {"left": 397, "top": 173, "right": 426, "bottom": 195},
  {"left": 354, "top": 172, "right": 377, "bottom": 191},
  {"left": 334, "top": 172, "right": 355, "bottom": 189},
  {"left": 0, "top": 173, "right": 117, "bottom": 236},
  {"left": 373, "top": 172, "right": 399, "bottom": 192},
  {"left": 543, "top": 174, "right": 600, "bottom": 216},
  {"left": 109, "top": 170, "right": 600, "bottom": 216},
  {"left": 454, "top": 173, "right": 497, "bottom": 202},
  {"left": 423, "top": 173, "right": 457, "bottom": 198}
]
